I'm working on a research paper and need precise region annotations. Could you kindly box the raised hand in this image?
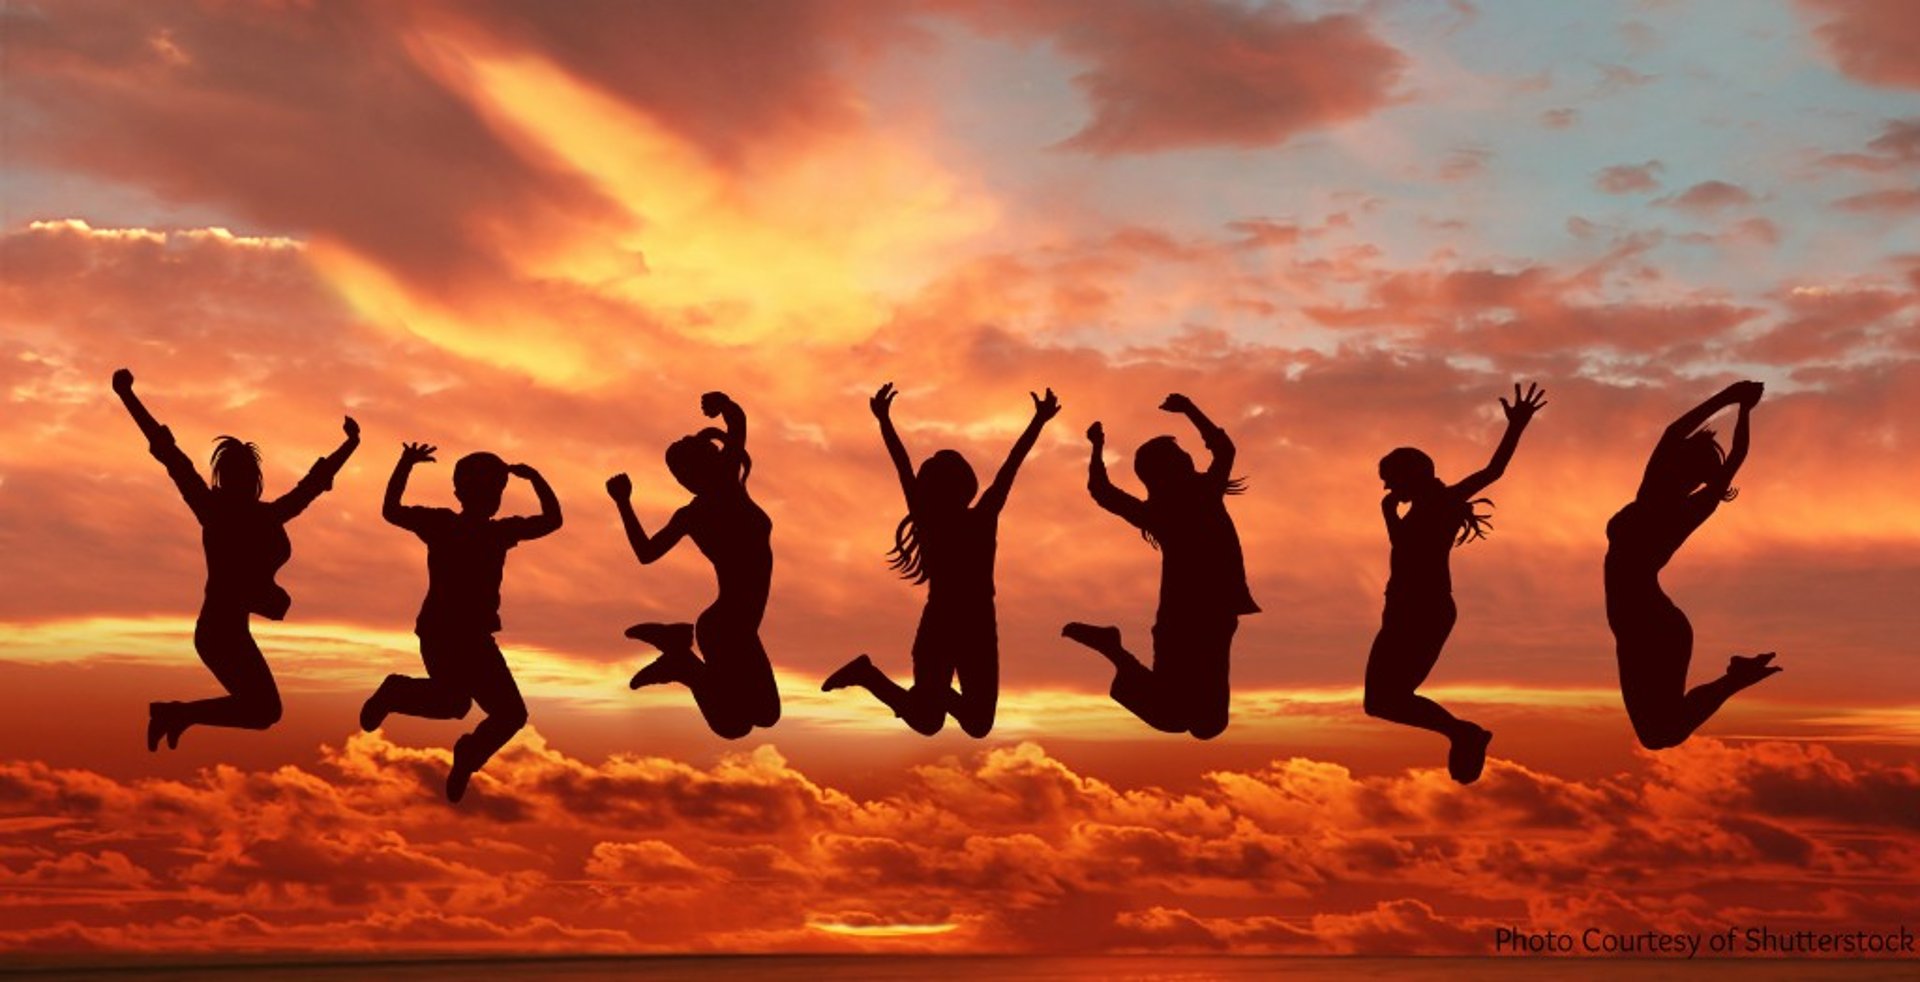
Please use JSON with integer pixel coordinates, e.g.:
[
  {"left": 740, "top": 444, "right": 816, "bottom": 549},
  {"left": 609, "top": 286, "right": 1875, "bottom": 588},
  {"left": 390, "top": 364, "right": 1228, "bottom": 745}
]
[
  {"left": 1087, "top": 421, "right": 1105, "bottom": 446},
  {"left": 399, "top": 442, "right": 437, "bottom": 465},
  {"left": 507, "top": 462, "right": 538, "bottom": 480},
  {"left": 700, "top": 391, "right": 733, "bottom": 418},
  {"left": 112, "top": 368, "right": 135, "bottom": 394},
  {"left": 1499, "top": 382, "right": 1546, "bottom": 425},
  {"left": 1159, "top": 393, "right": 1195, "bottom": 415},
  {"left": 606, "top": 473, "right": 632, "bottom": 499},
  {"left": 1730, "top": 379, "right": 1764, "bottom": 409},
  {"left": 343, "top": 416, "right": 360, "bottom": 440},
  {"left": 871, "top": 382, "right": 897, "bottom": 420},
  {"left": 1030, "top": 387, "right": 1061, "bottom": 422}
]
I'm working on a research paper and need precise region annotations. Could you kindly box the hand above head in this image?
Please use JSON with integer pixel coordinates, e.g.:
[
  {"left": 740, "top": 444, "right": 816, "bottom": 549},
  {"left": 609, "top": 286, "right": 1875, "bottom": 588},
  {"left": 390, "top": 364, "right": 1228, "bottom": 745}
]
[
  {"left": 1500, "top": 382, "right": 1546, "bottom": 425},
  {"left": 1087, "top": 421, "right": 1105, "bottom": 446},
  {"left": 1730, "top": 379, "right": 1764, "bottom": 409},
  {"left": 1030, "top": 387, "right": 1061, "bottom": 421},
  {"left": 343, "top": 416, "right": 360, "bottom": 439},
  {"left": 700, "top": 391, "right": 733, "bottom": 418},
  {"left": 1159, "top": 393, "right": 1195, "bottom": 415},
  {"left": 507, "top": 462, "right": 538, "bottom": 480},
  {"left": 399, "top": 442, "right": 437, "bottom": 465},
  {"left": 606, "top": 473, "right": 632, "bottom": 499},
  {"left": 870, "top": 382, "right": 896, "bottom": 420},
  {"left": 112, "top": 368, "right": 135, "bottom": 394}
]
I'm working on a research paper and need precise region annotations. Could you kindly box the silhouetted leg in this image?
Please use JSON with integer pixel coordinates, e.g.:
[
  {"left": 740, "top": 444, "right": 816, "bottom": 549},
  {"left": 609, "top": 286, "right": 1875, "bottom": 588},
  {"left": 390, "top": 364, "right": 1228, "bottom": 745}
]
[
  {"left": 1624, "top": 637, "right": 1780, "bottom": 750},
  {"left": 687, "top": 610, "right": 779, "bottom": 738},
  {"left": 945, "top": 615, "right": 998, "bottom": 738},
  {"left": 155, "top": 608, "right": 283, "bottom": 748},
  {"left": 823, "top": 653, "right": 943, "bottom": 733},
  {"left": 1067, "top": 622, "right": 1181, "bottom": 733},
  {"left": 447, "top": 636, "right": 527, "bottom": 803},
  {"left": 1174, "top": 618, "right": 1235, "bottom": 740},
  {"left": 628, "top": 621, "right": 702, "bottom": 690},
  {"left": 1363, "top": 595, "right": 1489, "bottom": 781}
]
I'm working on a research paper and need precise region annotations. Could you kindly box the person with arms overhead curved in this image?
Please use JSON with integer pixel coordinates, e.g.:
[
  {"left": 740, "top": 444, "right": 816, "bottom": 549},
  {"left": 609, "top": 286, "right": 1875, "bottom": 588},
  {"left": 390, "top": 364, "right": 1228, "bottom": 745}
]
[
  {"left": 1608, "top": 380, "right": 1777, "bottom": 750},
  {"left": 1063, "top": 394, "right": 1258, "bottom": 739},
  {"left": 111, "top": 368, "right": 358, "bottom": 751},
  {"left": 822, "top": 383, "right": 1059, "bottom": 737},
  {"left": 608, "top": 390, "right": 779, "bottom": 739},
  {"left": 1365, "top": 383, "right": 1544, "bottom": 784},
  {"left": 360, "top": 441, "right": 561, "bottom": 803}
]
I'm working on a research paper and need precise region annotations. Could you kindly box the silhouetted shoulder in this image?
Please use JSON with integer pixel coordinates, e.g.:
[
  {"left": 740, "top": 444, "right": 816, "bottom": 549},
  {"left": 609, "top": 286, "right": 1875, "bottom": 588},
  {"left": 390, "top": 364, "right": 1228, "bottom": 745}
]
[{"left": 393, "top": 505, "right": 456, "bottom": 538}]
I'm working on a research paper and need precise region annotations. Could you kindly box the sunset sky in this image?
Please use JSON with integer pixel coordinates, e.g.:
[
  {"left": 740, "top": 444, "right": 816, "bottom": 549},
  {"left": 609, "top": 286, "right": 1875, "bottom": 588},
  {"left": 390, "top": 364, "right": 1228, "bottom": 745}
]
[{"left": 3, "top": 0, "right": 1918, "bottom": 959}]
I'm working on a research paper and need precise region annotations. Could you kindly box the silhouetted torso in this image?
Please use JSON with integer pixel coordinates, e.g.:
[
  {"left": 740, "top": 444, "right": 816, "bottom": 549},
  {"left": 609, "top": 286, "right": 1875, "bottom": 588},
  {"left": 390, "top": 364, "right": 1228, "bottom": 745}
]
[
  {"left": 683, "top": 489, "right": 773, "bottom": 618},
  {"left": 1605, "top": 496, "right": 1718, "bottom": 614},
  {"left": 1385, "top": 492, "right": 1461, "bottom": 597},
  {"left": 157, "top": 440, "right": 334, "bottom": 620},
  {"left": 397, "top": 507, "right": 535, "bottom": 634},
  {"left": 918, "top": 507, "right": 1000, "bottom": 605},
  {"left": 1145, "top": 487, "right": 1257, "bottom": 617}
]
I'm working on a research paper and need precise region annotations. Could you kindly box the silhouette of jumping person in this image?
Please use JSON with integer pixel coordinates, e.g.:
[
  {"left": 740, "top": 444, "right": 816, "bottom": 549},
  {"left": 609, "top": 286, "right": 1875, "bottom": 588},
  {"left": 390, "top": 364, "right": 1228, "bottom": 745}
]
[
  {"left": 111, "top": 368, "right": 359, "bottom": 751},
  {"left": 1062, "top": 394, "right": 1258, "bottom": 739},
  {"left": 607, "top": 391, "right": 780, "bottom": 739},
  {"left": 360, "top": 442, "right": 561, "bottom": 802},
  {"left": 1608, "top": 380, "right": 1777, "bottom": 750},
  {"left": 821, "top": 383, "right": 1060, "bottom": 737},
  {"left": 1365, "top": 383, "right": 1545, "bottom": 784}
]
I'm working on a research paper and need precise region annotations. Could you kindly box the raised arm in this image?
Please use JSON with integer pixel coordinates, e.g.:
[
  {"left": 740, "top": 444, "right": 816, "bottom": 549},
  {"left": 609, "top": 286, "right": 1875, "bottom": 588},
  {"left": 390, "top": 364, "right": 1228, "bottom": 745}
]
[
  {"left": 700, "top": 390, "right": 752, "bottom": 481},
  {"left": 1452, "top": 382, "right": 1545, "bottom": 500},
  {"left": 871, "top": 383, "right": 917, "bottom": 505},
  {"left": 1085, "top": 421, "right": 1148, "bottom": 527},
  {"left": 271, "top": 416, "right": 360, "bottom": 521},
  {"left": 978, "top": 388, "right": 1060, "bottom": 514},
  {"left": 112, "top": 368, "right": 210, "bottom": 516},
  {"left": 383, "top": 442, "right": 436, "bottom": 530},
  {"left": 605, "top": 473, "right": 688, "bottom": 563},
  {"left": 1161, "top": 393, "right": 1234, "bottom": 486},
  {"left": 504, "top": 463, "right": 563, "bottom": 540},
  {"left": 1702, "top": 387, "right": 1758, "bottom": 499},
  {"left": 1641, "top": 380, "right": 1760, "bottom": 500}
]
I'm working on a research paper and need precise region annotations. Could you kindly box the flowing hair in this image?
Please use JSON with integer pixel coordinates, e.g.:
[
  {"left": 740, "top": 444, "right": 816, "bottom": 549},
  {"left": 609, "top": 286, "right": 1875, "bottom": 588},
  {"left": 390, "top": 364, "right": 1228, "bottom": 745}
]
[
  {"left": 886, "top": 515, "right": 929, "bottom": 584},
  {"left": 209, "top": 435, "right": 262, "bottom": 498},
  {"left": 1452, "top": 494, "right": 1495, "bottom": 545}
]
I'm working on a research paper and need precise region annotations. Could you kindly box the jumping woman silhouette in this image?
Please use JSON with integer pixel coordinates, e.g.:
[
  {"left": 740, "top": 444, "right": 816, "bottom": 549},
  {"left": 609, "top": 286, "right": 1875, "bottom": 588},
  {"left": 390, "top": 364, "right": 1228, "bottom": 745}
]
[
  {"left": 112, "top": 368, "right": 359, "bottom": 751},
  {"left": 1062, "top": 394, "right": 1257, "bottom": 739},
  {"left": 821, "top": 382, "right": 1059, "bottom": 737},
  {"left": 1608, "top": 380, "right": 1777, "bottom": 750},
  {"left": 607, "top": 390, "right": 780, "bottom": 739},
  {"left": 1365, "top": 382, "right": 1544, "bottom": 784}
]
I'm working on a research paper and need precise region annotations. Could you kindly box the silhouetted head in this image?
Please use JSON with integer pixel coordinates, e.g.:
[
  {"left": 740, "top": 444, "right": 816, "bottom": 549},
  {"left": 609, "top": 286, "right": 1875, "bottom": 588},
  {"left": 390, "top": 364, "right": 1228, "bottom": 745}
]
[
  {"left": 915, "top": 450, "right": 978, "bottom": 514},
  {"left": 1647, "top": 429, "right": 1731, "bottom": 500},
  {"left": 1379, "top": 447, "right": 1439, "bottom": 497},
  {"left": 210, "top": 436, "right": 263, "bottom": 500},
  {"left": 453, "top": 451, "right": 508, "bottom": 517},
  {"left": 665, "top": 434, "right": 739, "bottom": 495},
  {"left": 1133, "top": 436, "right": 1197, "bottom": 496}
]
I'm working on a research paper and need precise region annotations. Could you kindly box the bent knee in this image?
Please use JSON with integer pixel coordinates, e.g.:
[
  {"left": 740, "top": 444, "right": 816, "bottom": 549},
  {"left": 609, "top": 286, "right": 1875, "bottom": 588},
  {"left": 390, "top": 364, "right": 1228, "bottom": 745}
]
[
  {"left": 1188, "top": 714, "right": 1229, "bottom": 741},
  {"left": 957, "top": 713, "right": 996, "bottom": 739},
  {"left": 1362, "top": 690, "right": 1401, "bottom": 719},
  {"left": 711, "top": 718, "right": 755, "bottom": 740},
  {"left": 1632, "top": 722, "right": 1685, "bottom": 751}
]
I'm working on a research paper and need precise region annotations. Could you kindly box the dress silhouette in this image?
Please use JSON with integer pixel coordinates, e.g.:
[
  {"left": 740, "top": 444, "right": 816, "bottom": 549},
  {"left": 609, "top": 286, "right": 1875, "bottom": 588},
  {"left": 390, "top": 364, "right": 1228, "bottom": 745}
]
[
  {"left": 608, "top": 391, "right": 780, "bottom": 739},
  {"left": 112, "top": 368, "right": 359, "bottom": 751},
  {"left": 360, "top": 442, "right": 562, "bottom": 802},
  {"left": 1607, "top": 380, "right": 1778, "bottom": 749},
  {"left": 1364, "top": 383, "right": 1544, "bottom": 784},
  {"left": 1062, "top": 394, "right": 1258, "bottom": 739},
  {"left": 821, "top": 383, "right": 1059, "bottom": 737}
]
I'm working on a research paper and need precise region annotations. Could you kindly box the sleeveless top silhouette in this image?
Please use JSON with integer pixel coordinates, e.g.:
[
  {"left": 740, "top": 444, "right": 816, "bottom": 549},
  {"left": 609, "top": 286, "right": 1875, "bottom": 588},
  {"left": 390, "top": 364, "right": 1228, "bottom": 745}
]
[
  {"left": 150, "top": 428, "right": 336, "bottom": 620},
  {"left": 918, "top": 509, "right": 1000, "bottom": 605},
  {"left": 1604, "top": 496, "right": 1715, "bottom": 620},
  {"left": 1384, "top": 495, "right": 1464, "bottom": 598}
]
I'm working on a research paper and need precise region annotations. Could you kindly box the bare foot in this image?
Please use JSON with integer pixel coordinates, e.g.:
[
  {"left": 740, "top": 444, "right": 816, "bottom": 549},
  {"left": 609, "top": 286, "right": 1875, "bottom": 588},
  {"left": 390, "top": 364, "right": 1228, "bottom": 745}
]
[
  {"left": 625, "top": 622, "right": 695, "bottom": 654},
  {"left": 1061, "top": 622, "right": 1129, "bottom": 670},
  {"left": 1447, "top": 724, "right": 1492, "bottom": 785},
  {"left": 630, "top": 650, "right": 695, "bottom": 690},
  {"left": 822, "top": 655, "right": 875, "bottom": 692},
  {"left": 359, "top": 679, "right": 395, "bottom": 732},
  {"left": 1727, "top": 652, "right": 1782, "bottom": 689},
  {"left": 147, "top": 702, "right": 181, "bottom": 752}
]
